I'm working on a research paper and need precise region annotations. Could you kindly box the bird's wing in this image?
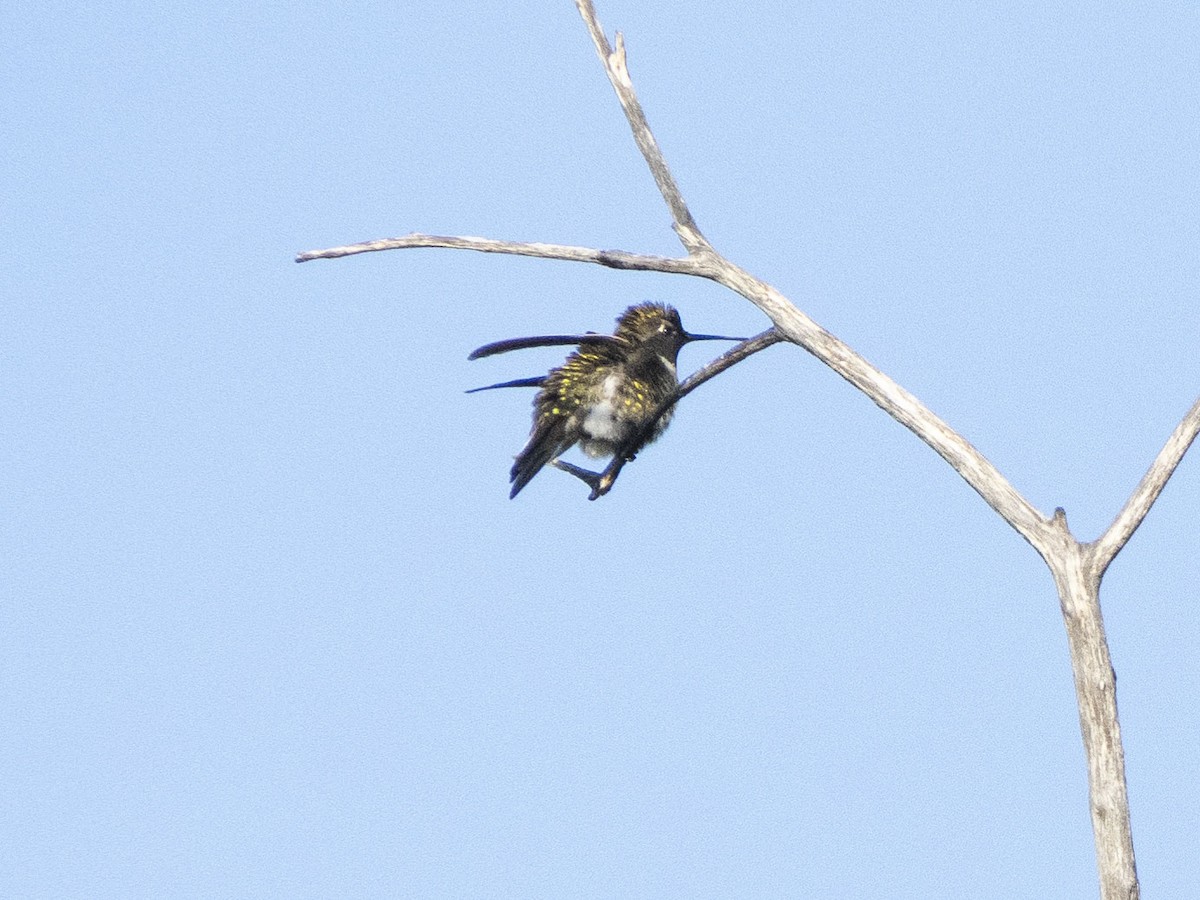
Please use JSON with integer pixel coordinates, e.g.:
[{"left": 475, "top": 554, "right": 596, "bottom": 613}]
[
  {"left": 468, "top": 333, "right": 628, "bottom": 361},
  {"left": 465, "top": 376, "right": 547, "bottom": 394}
]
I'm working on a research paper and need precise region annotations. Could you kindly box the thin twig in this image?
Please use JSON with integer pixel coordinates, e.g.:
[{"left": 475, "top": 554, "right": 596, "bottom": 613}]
[
  {"left": 575, "top": 0, "right": 708, "bottom": 252},
  {"left": 1089, "top": 394, "right": 1200, "bottom": 576},
  {"left": 296, "top": 233, "right": 703, "bottom": 272}
]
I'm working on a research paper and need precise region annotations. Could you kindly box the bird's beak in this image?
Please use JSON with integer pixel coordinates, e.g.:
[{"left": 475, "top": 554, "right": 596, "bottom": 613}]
[{"left": 682, "top": 332, "right": 746, "bottom": 344}]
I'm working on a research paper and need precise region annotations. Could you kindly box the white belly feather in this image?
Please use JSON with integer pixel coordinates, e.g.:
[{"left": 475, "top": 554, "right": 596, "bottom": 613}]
[{"left": 580, "top": 373, "right": 623, "bottom": 456}]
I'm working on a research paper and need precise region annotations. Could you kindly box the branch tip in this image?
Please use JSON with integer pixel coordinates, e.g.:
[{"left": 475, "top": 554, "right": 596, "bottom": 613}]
[
  {"left": 611, "top": 33, "right": 628, "bottom": 81},
  {"left": 1090, "top": 393, "right": 1200, "bottom": 575}
]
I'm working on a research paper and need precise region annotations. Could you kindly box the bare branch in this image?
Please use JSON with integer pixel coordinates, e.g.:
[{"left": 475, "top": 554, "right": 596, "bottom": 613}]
[
  {"left": 698, "top": 258, "right": 1057, "bottom": 553},
  {"left": 575, "top": 0, "right": 708, "bottom": 252},
  {"left": 1046, "top": 521, "right": 1141, "bottom": 900},
  {"left": 296, "top": 233, "right": 703, "bottom": 273},
  {"left": 1089, "top": 394, "right": 1200, "bottom": 577}
]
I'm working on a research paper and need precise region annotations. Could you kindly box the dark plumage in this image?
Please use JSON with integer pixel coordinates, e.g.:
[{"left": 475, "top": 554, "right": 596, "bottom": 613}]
[{"left": 470, "top": 303, "right": 743, "bottom": 498}]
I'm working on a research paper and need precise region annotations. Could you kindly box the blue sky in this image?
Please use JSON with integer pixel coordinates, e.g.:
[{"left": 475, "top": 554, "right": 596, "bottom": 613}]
[{"left": 4, "top": 2, "right": 1198, "bottom": 897}]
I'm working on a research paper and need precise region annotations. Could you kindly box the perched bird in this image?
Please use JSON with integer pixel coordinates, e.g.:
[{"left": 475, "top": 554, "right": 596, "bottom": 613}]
[{"left": 469, "top": 302, "right": 743, "bottom": 497}]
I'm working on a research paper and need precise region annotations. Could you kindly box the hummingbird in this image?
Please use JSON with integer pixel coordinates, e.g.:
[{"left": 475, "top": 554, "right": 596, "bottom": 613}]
[{"left": 468, "top": 302, "right": 744, "bottom": 497}]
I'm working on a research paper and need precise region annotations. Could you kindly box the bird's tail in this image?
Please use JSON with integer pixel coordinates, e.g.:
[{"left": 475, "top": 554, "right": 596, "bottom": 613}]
[{"left": 509, "top": 419, "right": 572, "bottom": 498}]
